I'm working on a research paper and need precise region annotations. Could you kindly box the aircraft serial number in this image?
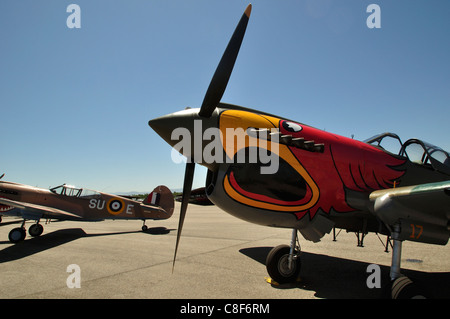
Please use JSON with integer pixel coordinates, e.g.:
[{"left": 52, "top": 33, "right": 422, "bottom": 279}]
[
  {"left": 224, "top": 303, "right": 270, "bottom": 314},
  {"left": 88, "top": 198, "right": 134, "bottom": 215},
  {"left": 180, "top": 303, "right": 269, "bottom": 316}
]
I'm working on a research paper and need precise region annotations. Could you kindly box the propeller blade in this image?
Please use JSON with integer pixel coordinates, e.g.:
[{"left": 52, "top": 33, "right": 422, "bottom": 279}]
[
  {"left": 198, "top": 4, "right": 252, "bottom": 118},
  {"left": 173, "top": 161, "right": 196, "bottom": 272}
]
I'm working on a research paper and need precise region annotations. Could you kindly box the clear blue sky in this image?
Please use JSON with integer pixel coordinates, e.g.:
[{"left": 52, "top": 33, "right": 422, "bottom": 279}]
[{"left": 1, "top": 1, "right": 449, "bottom": 193}]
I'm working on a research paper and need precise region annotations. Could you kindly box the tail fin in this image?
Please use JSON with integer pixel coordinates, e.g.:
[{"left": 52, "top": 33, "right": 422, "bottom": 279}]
[{"left": 144, "top": 185, "right": 174, "bottom": 218}]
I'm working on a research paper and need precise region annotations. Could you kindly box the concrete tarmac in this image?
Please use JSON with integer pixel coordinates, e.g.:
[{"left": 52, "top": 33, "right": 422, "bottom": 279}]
[{"left": 0, "top": 203, "right": 449, "bottom": 299}]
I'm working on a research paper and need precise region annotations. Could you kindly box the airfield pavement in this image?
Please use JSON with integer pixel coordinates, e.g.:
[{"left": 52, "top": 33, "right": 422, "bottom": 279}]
[{"left": 0, "top": 202, "right": 449, "bottom": 302}]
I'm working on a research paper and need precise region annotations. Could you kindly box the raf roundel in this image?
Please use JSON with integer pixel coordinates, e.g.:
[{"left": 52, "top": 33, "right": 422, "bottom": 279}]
[{"left": 107, "top": 198, "right": 125, "bottom": 215}]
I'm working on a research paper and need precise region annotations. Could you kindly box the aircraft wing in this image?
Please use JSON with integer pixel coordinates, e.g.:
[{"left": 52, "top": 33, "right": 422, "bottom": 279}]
[
  {"left": 370, "top": 180, "right": 450, "bottom": 245},
  {"left": 0, "top": 198, "right": 83, "bottom": 219}
]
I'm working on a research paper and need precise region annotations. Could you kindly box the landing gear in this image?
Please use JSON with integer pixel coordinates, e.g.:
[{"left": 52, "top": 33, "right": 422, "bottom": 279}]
[
  {"left": 8, "top": 220, "right": 44, "bottom": 243},
  {"left": 29, "top": 223, "right": 44, "bottom": 237},
  {"left": 389, "top": 224, "right": 427, "bottom": 299},
  {"left": 142, "top": 220, "right": 148, "bottom": 231},
  {"left": 266, "top": 229, "right": 301, "bottom": 284},
  {"left": 390, "top": 225, "right": 402, "bottom": 281},
  {"left": 8, "top": 227, "right": 26, "bottom": 243},
  {"left": 266, "top": 225, "right": 427, "bottom": 298}
]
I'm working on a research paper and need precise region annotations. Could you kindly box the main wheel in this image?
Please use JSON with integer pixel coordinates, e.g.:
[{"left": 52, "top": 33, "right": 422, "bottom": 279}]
[
  {"left": 9, "top": 227, "right": 26, "bottom": 243},
  {"left": 29, "top": 224, "right": 44, "bottom": 237},
  {"left": 266, "top": 244, "right": 301, "bottom": 284},
  {"left": 391, "top": 276, "right": 427, "bottom": 299}
]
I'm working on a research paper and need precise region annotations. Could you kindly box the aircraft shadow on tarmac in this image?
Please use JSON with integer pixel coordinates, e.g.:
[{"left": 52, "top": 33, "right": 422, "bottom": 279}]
[
  {"left": 239, "top": 247, "right": 450, "bottom": 299},
  {"left": 0, "top": 227, "right": 174, "bottom": 264}
]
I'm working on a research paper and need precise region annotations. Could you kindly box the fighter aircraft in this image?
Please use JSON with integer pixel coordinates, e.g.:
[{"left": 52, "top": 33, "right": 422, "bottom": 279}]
[
  {"left": 148, "top": 4, "right": 450, "bottom": 298},
  {"left": 0, "top": 175, "right": 174, "bottom": 243},
  {"left": 175, "top": 187, "right": 213, "bottom": 205}
]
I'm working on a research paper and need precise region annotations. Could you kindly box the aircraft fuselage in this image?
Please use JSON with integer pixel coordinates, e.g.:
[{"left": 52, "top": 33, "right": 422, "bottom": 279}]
[{"left": 0, "top": 181, "right": 172, "bottom": 221}]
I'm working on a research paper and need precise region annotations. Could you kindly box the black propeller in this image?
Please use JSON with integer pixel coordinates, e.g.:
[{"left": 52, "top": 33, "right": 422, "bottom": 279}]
[
  {"left": 170, "top": 4, "right": 252, "bottom": 270},
  {"left": 198, "top": 4, "right": 252, "bottom": 118},
  {"left": 173, "top": 161, "right": 195, "bottom": 272}
]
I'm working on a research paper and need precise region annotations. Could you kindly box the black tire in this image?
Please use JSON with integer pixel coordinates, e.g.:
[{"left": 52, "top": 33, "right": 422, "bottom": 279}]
[
  {"left": 266, "top": 245, "right": 301, "bottom": 284},
  {"left": 391, "top": 276, "right": 427, "bottom": 299},
  {"left": 29, "top": 224, "right": 44, "bottom": 237},
  {"left": 9, "top": 227, "right": 26, "bottom": 243}
]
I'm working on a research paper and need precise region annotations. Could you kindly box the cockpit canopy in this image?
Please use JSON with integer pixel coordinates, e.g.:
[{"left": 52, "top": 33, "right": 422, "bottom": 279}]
[
  {"left": 365, "top": 132, "right": 450, "bottom": 175},
  {"left": 50, "top": 184, "right": 101, "bottom": 198}
]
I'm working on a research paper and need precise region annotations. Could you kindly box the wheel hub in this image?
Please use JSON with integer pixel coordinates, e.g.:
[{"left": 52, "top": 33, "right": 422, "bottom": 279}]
[{"left": 278, "top": 254, "right": 297, "bottom": 277}]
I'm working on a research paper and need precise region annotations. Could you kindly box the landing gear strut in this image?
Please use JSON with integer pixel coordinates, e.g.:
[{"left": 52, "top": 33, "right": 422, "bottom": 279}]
[
  {"left": 266, "top": 229, "right": 301, "bottom": 284},
  {"left": 389, "top": 224, "right": 426, "bottom": 299}
]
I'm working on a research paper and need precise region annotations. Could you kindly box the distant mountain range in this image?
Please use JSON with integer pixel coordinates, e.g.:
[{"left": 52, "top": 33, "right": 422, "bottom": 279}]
[{"left": 114, "top": 189, "right": 183, "bottom": 196}]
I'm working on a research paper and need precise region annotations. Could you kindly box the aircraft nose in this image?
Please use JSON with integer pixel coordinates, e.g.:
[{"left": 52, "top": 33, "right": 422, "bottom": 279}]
[
  {"left": 148, "top": 108, "right": 199, "bottom": 148},
  {"left": 148, "top": 108, "right": 218, "bottom": 168}
]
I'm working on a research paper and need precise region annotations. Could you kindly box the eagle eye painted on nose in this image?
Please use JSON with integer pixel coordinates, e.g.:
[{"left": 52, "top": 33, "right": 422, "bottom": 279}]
[{"left": 282, "top": 121, "right": 302, "bottom": 133}]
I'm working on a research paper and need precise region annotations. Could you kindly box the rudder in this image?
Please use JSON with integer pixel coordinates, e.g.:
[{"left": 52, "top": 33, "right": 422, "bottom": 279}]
[{"left": 144, "top": 185, "right": 174, "bottom": 218}]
